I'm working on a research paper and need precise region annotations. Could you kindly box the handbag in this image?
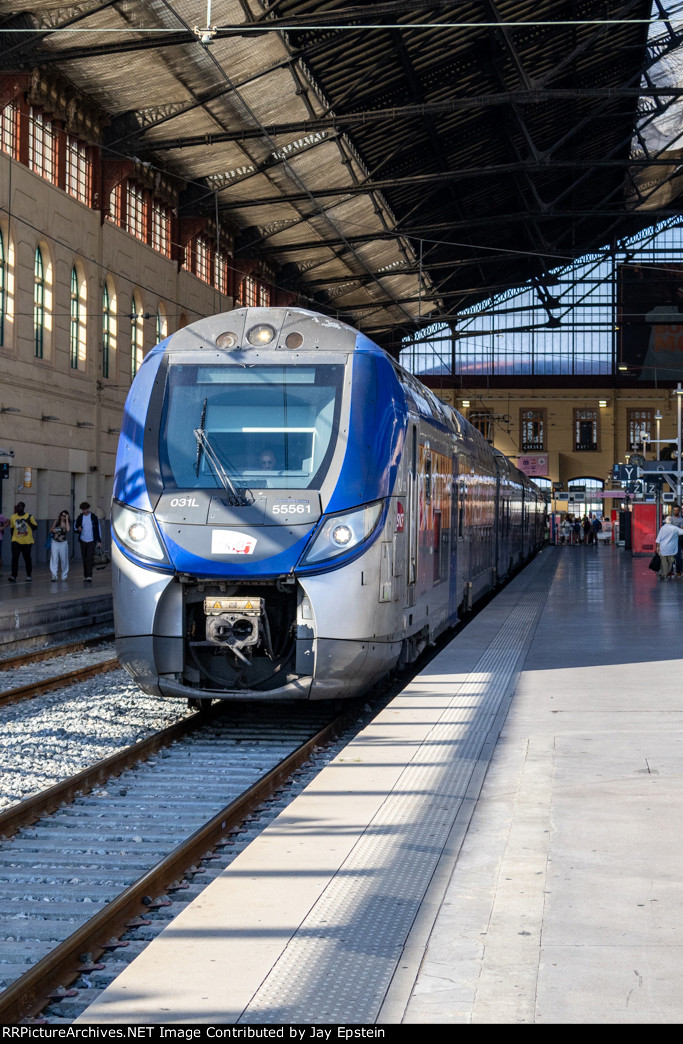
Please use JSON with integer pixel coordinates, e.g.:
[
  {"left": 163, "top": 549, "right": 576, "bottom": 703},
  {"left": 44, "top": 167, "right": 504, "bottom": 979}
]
[
  {"left": 649, "top": 552, "right": 661, "bottom": 572},
  {"left": 93, "top": 549, "right": 111, "bottom": 570}
]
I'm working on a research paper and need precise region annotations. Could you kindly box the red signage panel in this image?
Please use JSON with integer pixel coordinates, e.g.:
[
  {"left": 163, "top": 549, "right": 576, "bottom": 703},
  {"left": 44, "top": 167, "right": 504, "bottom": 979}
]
[{"left": 631, "top": 502, "right": 658, "bottom": 556}]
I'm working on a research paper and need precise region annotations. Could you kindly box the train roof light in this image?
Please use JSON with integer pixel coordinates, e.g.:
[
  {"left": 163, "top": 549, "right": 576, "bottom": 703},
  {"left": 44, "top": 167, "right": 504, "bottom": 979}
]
[
  {"left": 247, "top": 324, "right": 276, "bottom": 346},
  {"left": 216, "top": 331, "right": 239, "bottom": 349},
  {"left": 286, "top": 331, "right": 304, "bottom": 349}
]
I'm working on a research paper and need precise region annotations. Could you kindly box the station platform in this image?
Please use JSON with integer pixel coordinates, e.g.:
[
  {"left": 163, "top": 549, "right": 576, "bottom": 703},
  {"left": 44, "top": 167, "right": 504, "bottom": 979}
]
[
  {"left": 77, "top": 545, "right": 683, "bottom": 1025},
  {"left": 0, "top": 561, "right": 112, "bottom": 649}
]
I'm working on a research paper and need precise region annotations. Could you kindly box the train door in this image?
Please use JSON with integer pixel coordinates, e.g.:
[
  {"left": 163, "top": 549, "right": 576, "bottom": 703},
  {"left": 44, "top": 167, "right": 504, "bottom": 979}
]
[
  {"left": 497, "top": 469, "right": 503, "bottom": 584},
  {"left": 423, "top": 450, "right": 432, "bottom": 592},
  {"left": 406, "top": 424, "right": 418, "bottom": 608},
  {"left": 448, "top": 457, "right": 460, "bottom": 621},
  {"left": 521, "top": 492, "right": 528, "bottom": 558},
  {"left": 433, "top": 508, "right": 441, "bottom": 582}
]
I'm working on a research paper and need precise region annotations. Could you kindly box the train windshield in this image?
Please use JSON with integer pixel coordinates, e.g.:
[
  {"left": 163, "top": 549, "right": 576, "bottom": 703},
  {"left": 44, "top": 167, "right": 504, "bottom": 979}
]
[{"left": 158, "top": 363, "right": 345, "bottom": 491}]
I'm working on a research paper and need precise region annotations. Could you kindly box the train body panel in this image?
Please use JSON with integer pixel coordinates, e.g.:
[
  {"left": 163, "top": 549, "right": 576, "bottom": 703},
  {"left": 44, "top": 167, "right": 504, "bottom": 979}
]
[{"left": 112, "top": 307, "right": 546, "bottom": 702}]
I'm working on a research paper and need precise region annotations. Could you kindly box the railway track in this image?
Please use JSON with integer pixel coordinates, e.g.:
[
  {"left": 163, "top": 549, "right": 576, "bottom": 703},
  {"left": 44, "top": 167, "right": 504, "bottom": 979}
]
[
  {"left": 0, "top": 660, "right": 120, "bottom": 709},
  {"left": 0, "top": 703, "right": 350, "bottom": 1023},
  {"left": 0, "top": 634, "right": 115, "bottom": 672},
  {"left": 0, "top": 636, "right": 118, "bottom": 709}
]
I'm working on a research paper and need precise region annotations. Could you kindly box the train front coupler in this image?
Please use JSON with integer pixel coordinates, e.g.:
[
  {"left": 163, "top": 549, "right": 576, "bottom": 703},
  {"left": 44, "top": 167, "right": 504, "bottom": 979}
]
[{"left": 204, "top": 595, "right": 265, "bottom": 666}]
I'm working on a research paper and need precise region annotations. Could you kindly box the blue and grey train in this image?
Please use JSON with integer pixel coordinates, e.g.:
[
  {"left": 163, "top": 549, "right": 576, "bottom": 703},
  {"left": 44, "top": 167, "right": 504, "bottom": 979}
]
[{"left": 111, "top": 307, "right": 546, "bottom": 704}]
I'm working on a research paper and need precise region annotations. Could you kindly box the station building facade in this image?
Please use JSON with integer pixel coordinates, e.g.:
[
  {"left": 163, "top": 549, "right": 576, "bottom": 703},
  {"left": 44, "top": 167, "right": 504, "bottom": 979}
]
[
  {"left": 423, "top": 380, "right": 677, "bottom": 507},
  {"left": 0, "top": 70, "right": 285, "bottom": 557}
]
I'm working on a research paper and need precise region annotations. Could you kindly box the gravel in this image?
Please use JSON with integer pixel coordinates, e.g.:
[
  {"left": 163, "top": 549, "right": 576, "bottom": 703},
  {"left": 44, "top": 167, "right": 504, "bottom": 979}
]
[{"left": 0, "top": 669, "right": 190, "bottom": 810}]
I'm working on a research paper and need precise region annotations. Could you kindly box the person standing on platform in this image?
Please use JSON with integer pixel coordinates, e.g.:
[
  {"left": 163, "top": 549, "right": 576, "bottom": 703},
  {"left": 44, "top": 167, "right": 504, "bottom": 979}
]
[
  {"left": 8, "top": 501, "right": 37, "bottom": 582},
  {"left": 74, "top": 502, "right": 102, "bottom": 582},
  {"left": 49, "top": 510, "right": 71, "bottom": 581},
  {"left": 0, "top": 512, "right": 8, "bottom": 576},
  {"left": 655, "top": 515, "right": 679, "bottom": 580},
  {"left": 669, "top": 503, "right": 683, "bottom": 576}
]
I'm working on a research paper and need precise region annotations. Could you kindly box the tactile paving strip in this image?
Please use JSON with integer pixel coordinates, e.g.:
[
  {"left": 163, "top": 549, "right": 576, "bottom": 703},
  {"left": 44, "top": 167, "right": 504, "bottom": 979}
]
[{"left": 240, "top": 555, "right": 558, "bottom": 1023}]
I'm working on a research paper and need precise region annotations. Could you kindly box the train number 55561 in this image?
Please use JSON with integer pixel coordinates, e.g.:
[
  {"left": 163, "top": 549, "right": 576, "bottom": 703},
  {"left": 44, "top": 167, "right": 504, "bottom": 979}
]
[{"left": 271, "top": 503, "right": 311, "bottom": 514}]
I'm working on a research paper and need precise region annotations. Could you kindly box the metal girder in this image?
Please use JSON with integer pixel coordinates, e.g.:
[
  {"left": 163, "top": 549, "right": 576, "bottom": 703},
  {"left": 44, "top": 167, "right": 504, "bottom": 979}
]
[
  {"left": 128, "top": 87, "right": 683, "bottom": 153},
  {"left": 250, "top": 208, "right": 677, "bottom": 257},
  {"left": 208, "top": 158, "right": 683, "bottom": 214},
  {"left": 0, "top": 29, "right": 203, "bottom": 69}
]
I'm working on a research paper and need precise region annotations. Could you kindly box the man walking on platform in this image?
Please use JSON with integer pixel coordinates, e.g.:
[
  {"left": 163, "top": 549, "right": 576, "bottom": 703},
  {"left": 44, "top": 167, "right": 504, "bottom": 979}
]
[
  {"left": 669, "top": 503, "right": 683, "bottom": 576},
  {"left": 655, "top": 514, "right": 679, "bottom": 580},
  {"left": 74, "top": 502, "right": 102, "bottom": 582}
]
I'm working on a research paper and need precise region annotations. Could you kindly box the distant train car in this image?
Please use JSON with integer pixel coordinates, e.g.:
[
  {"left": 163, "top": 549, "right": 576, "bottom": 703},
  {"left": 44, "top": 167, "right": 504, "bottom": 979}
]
[{"left": 111, "top": 307, "right": 546, "bottom": 704}]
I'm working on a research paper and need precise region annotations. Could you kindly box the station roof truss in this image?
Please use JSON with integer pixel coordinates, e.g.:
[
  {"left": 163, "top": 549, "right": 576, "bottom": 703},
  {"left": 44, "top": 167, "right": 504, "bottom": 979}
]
[{"left": 1, "top": 0, "right": 681, "bottom": 353}]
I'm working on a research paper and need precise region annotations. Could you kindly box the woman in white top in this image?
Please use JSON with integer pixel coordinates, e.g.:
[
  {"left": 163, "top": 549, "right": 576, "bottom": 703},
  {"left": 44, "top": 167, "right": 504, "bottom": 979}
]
[{"left": 49, "top": 510, "right": 71, "bottom": 580}]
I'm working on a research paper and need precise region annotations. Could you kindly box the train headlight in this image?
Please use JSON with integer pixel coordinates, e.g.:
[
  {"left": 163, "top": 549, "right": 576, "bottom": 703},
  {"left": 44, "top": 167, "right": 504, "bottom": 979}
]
[
  {"left": 112, "top": 501, "right": 169, "bottom": 563},
  {"left": 300, "top": 501, "right": 383, "bottom": 566},
  {"left": 331, "top": 524, "right": 353, "bottom": 547},
  {"left": 128, "top": 522, "right": 147, "bottom": 543},
  {"left": 247, "top": 324, "right": 276, "bottom": 346}
]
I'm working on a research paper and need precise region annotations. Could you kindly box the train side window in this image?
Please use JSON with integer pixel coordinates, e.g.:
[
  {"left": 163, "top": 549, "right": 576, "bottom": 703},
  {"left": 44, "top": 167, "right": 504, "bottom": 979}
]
[
  {"left": 425, "top": 456, "right": 432, "bottom": 503},
  {"left": 458, "top": 484, "right": 465, "bottom": 537}
]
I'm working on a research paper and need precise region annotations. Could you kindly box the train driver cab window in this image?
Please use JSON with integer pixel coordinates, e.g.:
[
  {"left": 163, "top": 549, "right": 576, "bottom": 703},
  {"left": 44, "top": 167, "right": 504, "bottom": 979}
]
[{"left": 159, "top": 363, "right": 344, "bottom": 490}]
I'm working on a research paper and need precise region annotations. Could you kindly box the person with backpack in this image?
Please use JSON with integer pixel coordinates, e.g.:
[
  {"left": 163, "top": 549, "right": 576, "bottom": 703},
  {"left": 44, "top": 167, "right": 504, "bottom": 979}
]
[{"left": 8, "top": 501, "right": 37, "bottom": 582}]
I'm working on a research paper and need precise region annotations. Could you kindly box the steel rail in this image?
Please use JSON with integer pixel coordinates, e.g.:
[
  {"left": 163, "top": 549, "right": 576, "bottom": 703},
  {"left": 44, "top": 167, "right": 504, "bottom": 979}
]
[
  {"left": 0, "top": 658, "right": 120, "bottom": 708},
  {"left": 0, "top": 633, "right": 114, "bottom": 672},
  {"left": 0, "top": 711, "right": 201, "bottom": 839},
  {"left": 0, "top": 712, "right": 345, "bottom": 1023}
]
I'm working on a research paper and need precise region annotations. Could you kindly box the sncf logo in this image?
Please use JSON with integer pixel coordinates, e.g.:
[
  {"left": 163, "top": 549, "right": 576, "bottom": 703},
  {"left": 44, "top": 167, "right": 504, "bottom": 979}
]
[{"left": 211, "top": 530, "right": 258, "bottom": 555}]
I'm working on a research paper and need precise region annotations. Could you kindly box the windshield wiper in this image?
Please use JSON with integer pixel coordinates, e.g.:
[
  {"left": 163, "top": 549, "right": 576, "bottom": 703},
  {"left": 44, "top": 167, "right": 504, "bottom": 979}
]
[{"left": 193, "top": 399, "right": 249, "bottom": 507}]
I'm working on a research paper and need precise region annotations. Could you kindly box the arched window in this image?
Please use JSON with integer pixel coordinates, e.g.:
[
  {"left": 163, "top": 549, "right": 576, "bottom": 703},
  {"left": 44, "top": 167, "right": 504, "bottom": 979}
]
[
  {"left": 568, "top": 477, "right": 604, "bottom": 518},
  {"left": 102, "top": 278, "right": 117, "bottom": 379},
  {"left": 34, "top": 247, "right": 45, "bottom": 359},
  {"left": 0, "top": 228, "right": 5, "bottom": 347},
  {"left": 156, "top": 302, "right": 167, "bottom": 344},
  {"left": 70, "top": 263, "right": 87, "bottom": 369},
  {"left": 215, "top": 249, "right": 229, "bottom": 296},
  {"left": 131, "top": 293, "right": 144, "bottom": 378},
  {"left": 241, "top": 275, "right": 257, "bottom": 307},
  {"left": 1, "top": 101, "right": 17, "bottom": 158}
]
